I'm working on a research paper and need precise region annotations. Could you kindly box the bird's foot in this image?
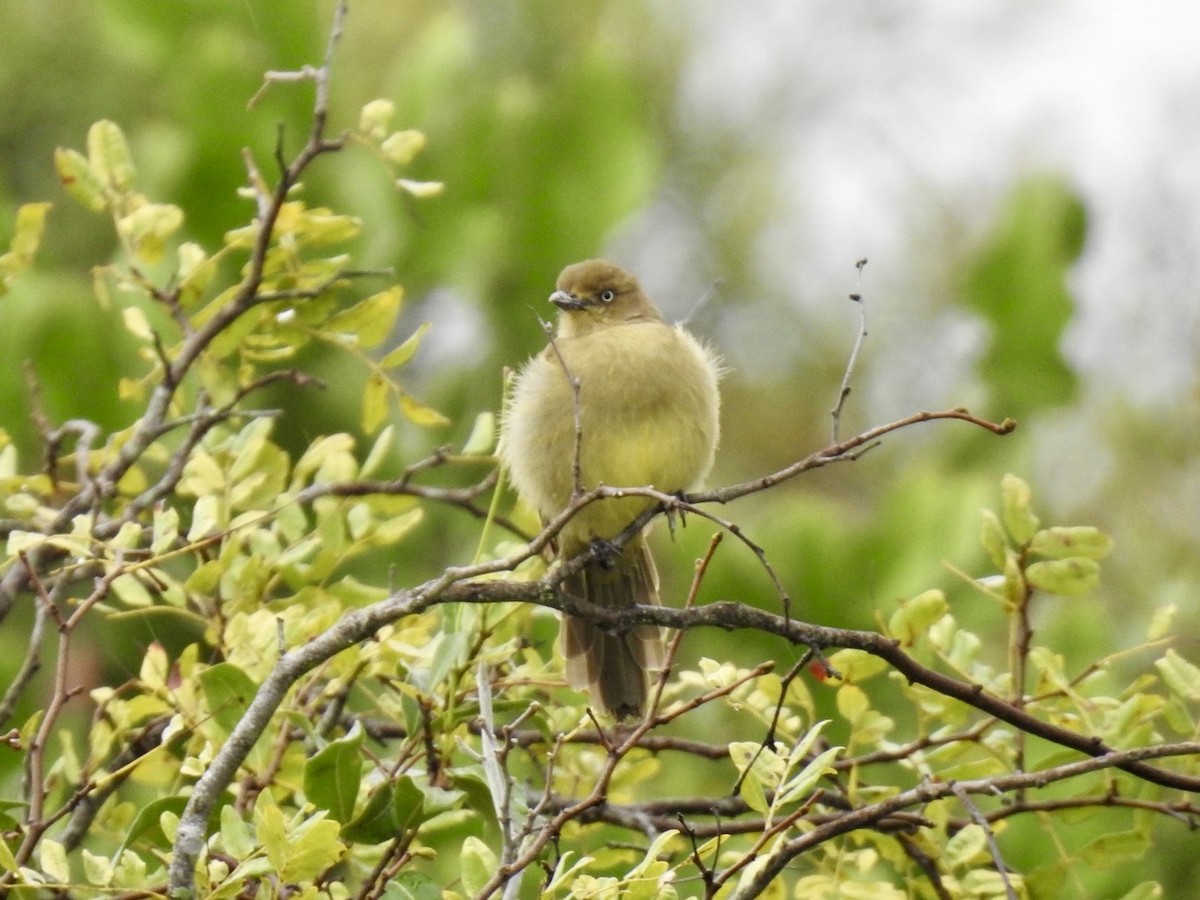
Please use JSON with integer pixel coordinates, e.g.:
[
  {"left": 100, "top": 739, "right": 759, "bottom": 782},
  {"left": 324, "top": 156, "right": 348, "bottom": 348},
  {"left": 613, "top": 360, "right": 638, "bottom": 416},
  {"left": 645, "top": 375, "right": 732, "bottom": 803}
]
[
  {"left": 664, "top": 490, "right": 689, "bottom": 538},
  {"left": 587, "top": 537, "right": 622, "bottom": 570}
]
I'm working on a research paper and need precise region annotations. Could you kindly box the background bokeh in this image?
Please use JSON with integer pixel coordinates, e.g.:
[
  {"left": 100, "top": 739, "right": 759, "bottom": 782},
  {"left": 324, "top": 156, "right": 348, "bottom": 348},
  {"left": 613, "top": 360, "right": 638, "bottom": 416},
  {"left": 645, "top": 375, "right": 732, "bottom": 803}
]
[{"left": 2, "top": 0, "right": 1198, "bottom": 892}]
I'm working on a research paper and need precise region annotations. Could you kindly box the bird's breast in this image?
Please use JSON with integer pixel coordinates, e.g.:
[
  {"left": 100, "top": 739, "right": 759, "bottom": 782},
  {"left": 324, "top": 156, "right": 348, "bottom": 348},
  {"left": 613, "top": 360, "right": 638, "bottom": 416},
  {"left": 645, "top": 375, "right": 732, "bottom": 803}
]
[{"left": 501, "top": 320, "right": 719, "bottom": 534}]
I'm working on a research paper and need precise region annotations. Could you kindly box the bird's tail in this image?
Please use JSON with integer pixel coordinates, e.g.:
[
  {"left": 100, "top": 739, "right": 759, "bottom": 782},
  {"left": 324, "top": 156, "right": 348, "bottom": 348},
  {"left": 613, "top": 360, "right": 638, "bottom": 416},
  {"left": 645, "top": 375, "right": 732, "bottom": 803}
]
[{"left": 560, "top": 537, "right": 665, "bottom": 721}]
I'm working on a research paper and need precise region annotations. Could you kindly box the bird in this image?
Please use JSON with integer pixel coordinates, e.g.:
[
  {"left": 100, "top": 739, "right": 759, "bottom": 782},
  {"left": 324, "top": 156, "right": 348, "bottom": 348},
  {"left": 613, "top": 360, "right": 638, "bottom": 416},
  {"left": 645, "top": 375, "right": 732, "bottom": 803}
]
[{"left": 500, "top": 259, "right": 721, "bottom": 719}]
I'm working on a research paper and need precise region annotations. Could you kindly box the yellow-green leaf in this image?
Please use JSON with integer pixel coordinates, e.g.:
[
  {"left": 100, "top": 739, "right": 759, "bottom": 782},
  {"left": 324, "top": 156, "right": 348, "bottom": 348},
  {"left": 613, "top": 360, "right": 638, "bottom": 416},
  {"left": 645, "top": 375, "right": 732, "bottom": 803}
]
[
  {"left": 1080, "top": 829, "right": 1150, "bottom": 869},
  {"left": 980, "top": 509, "right": 1008, "bottom": 569},
  {"left": 461, "top": 836, "right": 498, "bottom": 896},
  {"left": 40, "top": 839, "right": 70, "bottom": 883},
  {"left": 729, "top": 741, "right": 784, "bottom": 813},
  {"left": 362, "top": 371, "right": 390, "bottom": 434},
  {"left": 888, "top": 589, "right": 947, "bottom": 645},
  {"left": 88, "top": 119, "right": 136, "bottom": 192},
  {"left": 324, "top": 286, "right": 403, "bottom": 348},
  {"left": 1147, "top": 604, "right": 1176, "bottom": 642},
  {"left": 399, "top": 393, "right": 448, "bottom": 427},
  {"left": 1001, "top": 473, "right": 1040, "bottom": 545},
  {"left": 0, "top": 203, "right": 52, "bottom": 296},
  {"left": 279, "top": 816, "right": 345, "bottom": 882},
  {"left": 1025, "top": 557, "right": 1100, "bottom": 596},
  {"left": 395, "top": 178, "right": 444, "bottom": 198},
  {"left": 111, "top": 573, "right": 155, "bottom": 608},
  {"left": 361, "top": 424, "right": 394, "bottom": 478},
  {"left": 824, "top": 648, "right": 888, "bottom": 683},
  {"left": 178, "top": 241, "right": 216, "bottom": 307},
  {"left": 944, "top": 823, "right": 988, "bottom": 868},
  {"left": 775, "top": 745, "right": 841, "bottom": 808},
  {"left": 118, "top": 203, "right": 184, "bottom": 264},
  {"left": 122, "top": 306, "right": 154, "bottom": 341},
  {"left": 836, "top": 683, "right": 869, "bottom": 723},
  {"left": 255, "top": 793, "right": 288, "bottom": 876},
  {"left": 82, "top": 849, "right": 114, "bottom": 887},
  {"left": 358, "top": 99, "right": 395, "bottom": 139},
  {"left": 380, "top": 321, "right": 431, "bottom": 369},
  {"left": 1029, "top": 526, "right": 1113, "bottom": 560},
  {"left": 381, "top": 129, "right": 426, "bottom": 165},
  {"left": 220, "top": 805, "right": 254, "bottom": 859},
  {"left": 1156, "top": 649, "right": 1200, "bottom": 702},
  {"left": 461, "top": 411, "right": 496, "bottom": 455}
]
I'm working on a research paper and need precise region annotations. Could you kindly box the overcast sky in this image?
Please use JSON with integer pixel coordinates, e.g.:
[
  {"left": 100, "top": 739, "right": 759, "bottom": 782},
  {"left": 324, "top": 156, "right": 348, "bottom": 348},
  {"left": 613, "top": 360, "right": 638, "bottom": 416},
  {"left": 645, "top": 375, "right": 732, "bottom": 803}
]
[{"left": 641, "top": 1, "right": 1200, "bottom": 412}]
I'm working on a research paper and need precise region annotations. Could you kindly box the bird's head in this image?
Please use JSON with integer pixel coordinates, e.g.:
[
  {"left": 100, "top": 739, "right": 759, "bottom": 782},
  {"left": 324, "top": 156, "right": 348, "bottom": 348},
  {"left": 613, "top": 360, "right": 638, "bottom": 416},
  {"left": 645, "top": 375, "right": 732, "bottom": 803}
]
[{"left": 550, "top": 259, "right": 662, "bottom": 337}]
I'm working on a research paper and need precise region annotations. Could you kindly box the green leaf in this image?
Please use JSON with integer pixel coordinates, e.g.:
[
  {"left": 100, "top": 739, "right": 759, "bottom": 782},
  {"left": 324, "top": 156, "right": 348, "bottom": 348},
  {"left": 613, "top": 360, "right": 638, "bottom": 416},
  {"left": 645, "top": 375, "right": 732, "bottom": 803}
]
[
  {"left": 1155, "top": 649, "right": 1200, "bottom": 702},
  {"left": 1024, "top": 557, "right": 1100, "bottom": 596},
  {"left": 391, "top": 775, "right": 427, "bottom": 833},
  {"left": 1029, "top": 526, "right": 1113, "bottom": 560},
  {"left": 1080, "top": 829, "right": 1150, "bottom": 869},
  {"left": 87, "top": 119, "right": 136, "bottom": 192},
  {"left": 198, "top": 662, "right": 258, "bottom": 735},
  {"left": 460, "top": 836, "right": 498, "bottom": 896},
  {"left": 775, "top": 745, "right": 841, "bottom": 808},
  {"left": 304, "top": 724, "right": 365, "bottom": 824},
  {"left": 361, "top": 424, "right": 394, "bottom": 477},
  {"left": 55, "top": 147, "right": 108, "bottom": 212},
  {"left": 117, "top": 795, "right": 190, "bottom": 853},
  {"left": 380, "top": 321, "right": 431, "bottom": 369},
  {"left": 342, "top": 781, "right": 398, "bottom": 845},
  {"left": 220, "top": 804, "right": 255, "bottom": 859},
  {"left": 381, "top": 871, "right": 443, "bottom": 900},
  {"left": 461, "top": 411, "right": 496, "bottom": 455},
  {"left": 325, "top": 286, "right": 404, "bottom": 348},
  {"left": 1000, "top": 473, "right": 1040, "bottom": 545}
]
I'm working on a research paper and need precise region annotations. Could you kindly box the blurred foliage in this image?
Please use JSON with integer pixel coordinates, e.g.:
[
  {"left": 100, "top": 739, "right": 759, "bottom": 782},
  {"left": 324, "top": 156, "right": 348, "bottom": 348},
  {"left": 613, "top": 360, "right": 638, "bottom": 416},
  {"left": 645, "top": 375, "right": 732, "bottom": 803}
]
[
  {"left": 960, "top": 176, "right": 1085, "bottom": 420},
  {"left": 1, "top": 2, "right": 1199, "bottom": 897}
]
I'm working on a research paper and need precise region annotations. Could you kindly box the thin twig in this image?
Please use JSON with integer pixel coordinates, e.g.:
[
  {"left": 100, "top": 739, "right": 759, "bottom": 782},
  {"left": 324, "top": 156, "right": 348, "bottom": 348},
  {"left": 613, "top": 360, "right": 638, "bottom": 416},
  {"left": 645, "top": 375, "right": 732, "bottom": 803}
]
[
  {"left": 950, "top": 781, "right": 1018, "bottom": 900},
  {"left": 540, "top": 315, "right": 585, "bottom": 498},
  {"left": 831, "top": 258, "right": 869, "bottom": 443}
]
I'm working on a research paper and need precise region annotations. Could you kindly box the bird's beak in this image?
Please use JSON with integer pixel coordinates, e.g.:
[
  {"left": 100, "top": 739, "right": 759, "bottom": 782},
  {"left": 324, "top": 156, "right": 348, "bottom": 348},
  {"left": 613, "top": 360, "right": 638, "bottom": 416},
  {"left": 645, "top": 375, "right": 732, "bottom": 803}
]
[{"left": 550, "top": 289, "right": 586, "bottom": 310}]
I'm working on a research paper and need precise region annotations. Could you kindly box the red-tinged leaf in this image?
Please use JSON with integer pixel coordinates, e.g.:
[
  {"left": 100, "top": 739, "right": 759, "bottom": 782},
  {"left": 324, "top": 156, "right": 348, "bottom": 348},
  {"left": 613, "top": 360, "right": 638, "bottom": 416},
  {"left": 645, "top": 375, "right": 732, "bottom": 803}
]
[{"left": 55, "top": 147, "right": 108, "bottom": 212}]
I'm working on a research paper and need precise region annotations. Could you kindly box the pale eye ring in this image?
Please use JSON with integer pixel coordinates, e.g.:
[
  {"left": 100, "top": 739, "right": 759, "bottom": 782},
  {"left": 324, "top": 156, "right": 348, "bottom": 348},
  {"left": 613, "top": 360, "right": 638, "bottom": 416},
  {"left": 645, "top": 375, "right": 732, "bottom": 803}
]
[{"left": 599, "top": 289, "right": 616, "bottom": 302}]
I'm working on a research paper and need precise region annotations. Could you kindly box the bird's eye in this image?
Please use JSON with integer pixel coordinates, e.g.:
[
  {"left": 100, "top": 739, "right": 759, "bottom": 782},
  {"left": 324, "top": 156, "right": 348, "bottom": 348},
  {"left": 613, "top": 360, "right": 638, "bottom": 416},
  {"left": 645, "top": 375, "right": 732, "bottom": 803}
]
[{"left": 599, "top": 289, "right": 616, "bottom": 303}]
